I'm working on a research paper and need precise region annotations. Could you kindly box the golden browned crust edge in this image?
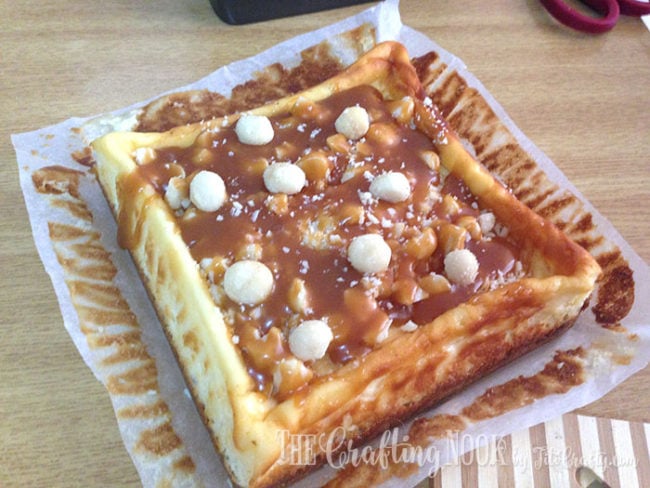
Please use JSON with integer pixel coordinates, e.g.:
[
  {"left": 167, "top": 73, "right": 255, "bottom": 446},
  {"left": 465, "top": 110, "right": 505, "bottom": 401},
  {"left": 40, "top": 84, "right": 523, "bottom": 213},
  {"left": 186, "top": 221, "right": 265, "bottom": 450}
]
[{"left": 256, "top": 313, "right": 582, "bottom": 488}]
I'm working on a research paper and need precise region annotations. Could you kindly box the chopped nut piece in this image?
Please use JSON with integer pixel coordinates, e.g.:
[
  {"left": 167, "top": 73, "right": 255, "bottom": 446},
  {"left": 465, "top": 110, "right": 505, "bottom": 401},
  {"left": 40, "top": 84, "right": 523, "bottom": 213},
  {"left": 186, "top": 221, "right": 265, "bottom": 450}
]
[
  {"left": 242, "top": 157, "right": 269, "bottom": 177},
  {"left": 366, "top": 122, "right": 401, "bottom": 146},
  {"left": 339, "top": 203, "right": 365, "bottom": 226},
  {"left": 405, "top": 227, "right": 438, "bottom": 259},
  {"left": 326, "top": 133, "right": 351, "bottom": 154},
  {"left": 195, "top": 128, "right": 217, "bottom": 148},
  {"left": 288, "top": 278, "right": 311, "bottom": 314},
  {"left": 438, "top": 223, "right": 468, "bottom": 254},
  {"left": 133, "top": 147, "right": 157, "bottom": 165},
  {"left": 235, "top": 243, "right": 263, "bottom": 261},
  {"left": 418, "top": 273, "right": 452, "bottom": 294},
  {"left": 420, "top": 150, "right": 440, "bottom": 171},
  {"left": 400, "top": 320, "right": 418, "bottom": 332},
  {"left": 164, "top": 176, "right": 189, "bottom": 210},
  {"left": 273, "top": 141, "right": 296, "bottom": 160},
  {"left": 296, "top": 150, "right": 330, "bottom": 182},
  {"left": 457, "top": 215, "right": 482, "bottom": 240},
  {"left": 291, "top": 97, "right": 330, "bottom": 123},
  {"left": 387, "top": 96, "right": 415, "bottom": 125},
  {"left": 478, "top": 211, "right": 496, "bottom": 234},
  {"left": 273, "top": 358, "right": 313, "bottom": 397},
  {"left": 200, "top": 255, "right": 228, "bottom": 282},
  {"left": 265, "top": 193, "right": 288, "bottom": 216},
  {"left": 193, "top": 147, "right": 215, "bottom": 165},
  {"left": 392, "top": 278, "right": 428, "bottom": 305},
  {"left": 440, "top": 194, "right": 461, "bottom": 216}
]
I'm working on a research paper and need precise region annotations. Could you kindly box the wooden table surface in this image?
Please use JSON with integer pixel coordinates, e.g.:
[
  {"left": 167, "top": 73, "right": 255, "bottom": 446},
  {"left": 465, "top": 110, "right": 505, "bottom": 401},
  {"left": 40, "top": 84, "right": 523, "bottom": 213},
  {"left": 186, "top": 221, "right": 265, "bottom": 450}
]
[{"left": 2, "top": 1, "right": 648, "bottom": 486}]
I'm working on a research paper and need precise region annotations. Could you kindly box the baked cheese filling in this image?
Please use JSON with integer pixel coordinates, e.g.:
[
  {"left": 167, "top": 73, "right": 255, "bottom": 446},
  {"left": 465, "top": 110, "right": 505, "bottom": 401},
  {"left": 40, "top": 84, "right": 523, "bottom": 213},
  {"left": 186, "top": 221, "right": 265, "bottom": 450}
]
[{"left": 128, "top": 85, "right": 525, "bottom": 398}]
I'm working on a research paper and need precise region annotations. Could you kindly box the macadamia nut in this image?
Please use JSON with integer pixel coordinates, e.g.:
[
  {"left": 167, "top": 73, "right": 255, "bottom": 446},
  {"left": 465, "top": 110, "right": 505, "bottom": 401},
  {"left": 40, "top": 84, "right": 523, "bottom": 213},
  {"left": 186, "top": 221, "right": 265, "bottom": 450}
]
[
  {"left": 369, "top": 171, "right": 411, "bottom": 203},
  {"left": 335, "top": 106, "right": 370, "bottom": 140},
  {"left": 263, "top": 162, "right": 306, "bottom": 195},
  {"left": 235, "top": 114, "right": 274, "bottom": 145},
  {"left": 272, "top": 357, "right": 313, "bottom": 395},
  {"left": 288, "top": 320, "right": 333, "bottom": 361},
  {"left": 189, "top": 170, "right": 227, "bottom": 212},
  {"left": 347, "top": 233, "right": 392, "bottom": 274},
  {"left": 444, "top": 249, "right": 479, "bottom": 285},
  {"left": 223, "top": 260, "right": 274, "bottom": 305}
]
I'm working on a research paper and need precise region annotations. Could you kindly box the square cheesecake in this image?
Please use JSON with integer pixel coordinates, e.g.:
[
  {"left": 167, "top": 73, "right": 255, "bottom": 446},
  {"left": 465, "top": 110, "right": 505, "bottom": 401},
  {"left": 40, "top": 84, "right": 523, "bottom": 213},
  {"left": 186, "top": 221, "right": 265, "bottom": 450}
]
[{"left": 90, "top": 42, "right": 600, "bottom": 487}]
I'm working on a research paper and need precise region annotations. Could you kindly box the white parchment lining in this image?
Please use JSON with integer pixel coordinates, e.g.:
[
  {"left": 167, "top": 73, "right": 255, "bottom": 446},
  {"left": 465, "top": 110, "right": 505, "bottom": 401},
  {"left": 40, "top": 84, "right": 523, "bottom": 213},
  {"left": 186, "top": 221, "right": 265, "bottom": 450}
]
[{"left": 12, "top": 1, "right": 650, "bottom": 486}]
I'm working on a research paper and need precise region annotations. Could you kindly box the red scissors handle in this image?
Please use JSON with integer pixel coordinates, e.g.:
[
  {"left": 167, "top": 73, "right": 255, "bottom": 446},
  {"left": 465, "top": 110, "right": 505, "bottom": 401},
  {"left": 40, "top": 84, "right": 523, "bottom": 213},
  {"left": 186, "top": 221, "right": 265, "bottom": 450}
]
[
  {"left": 540, "top": 0, "right": 650, "bottom": 34},
  {"left": 540, "top": 0, "right": 620, "bottom": 33},
  {"left": 619, "top": 0, "right": 650, "bottom": 16}
]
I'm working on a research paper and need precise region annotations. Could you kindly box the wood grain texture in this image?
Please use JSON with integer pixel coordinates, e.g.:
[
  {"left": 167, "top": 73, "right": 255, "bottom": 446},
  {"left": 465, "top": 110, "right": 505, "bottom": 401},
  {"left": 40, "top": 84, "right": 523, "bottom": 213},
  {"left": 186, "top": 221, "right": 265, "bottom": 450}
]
[{"left": 1, "top": 0, "right": 648, "bottom": 486}]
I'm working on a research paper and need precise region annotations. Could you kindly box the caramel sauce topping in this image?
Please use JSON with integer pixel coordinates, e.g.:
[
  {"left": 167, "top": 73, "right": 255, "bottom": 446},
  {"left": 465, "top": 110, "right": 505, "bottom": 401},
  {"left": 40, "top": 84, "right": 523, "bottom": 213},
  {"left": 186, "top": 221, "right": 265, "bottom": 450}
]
[{"left": 131, "top": 85, "right": 522, "bottom": 396}]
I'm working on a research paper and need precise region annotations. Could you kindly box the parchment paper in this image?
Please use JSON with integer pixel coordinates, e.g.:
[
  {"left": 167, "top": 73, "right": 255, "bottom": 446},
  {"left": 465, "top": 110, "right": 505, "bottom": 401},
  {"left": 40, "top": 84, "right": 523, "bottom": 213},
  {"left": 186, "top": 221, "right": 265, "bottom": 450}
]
[{"left": 13, "top": 1, "right": 650, "bottom": 486}]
